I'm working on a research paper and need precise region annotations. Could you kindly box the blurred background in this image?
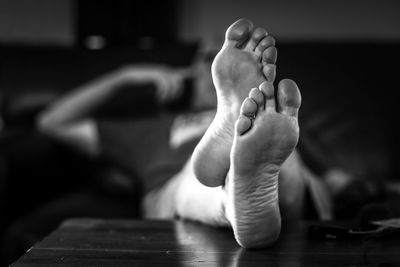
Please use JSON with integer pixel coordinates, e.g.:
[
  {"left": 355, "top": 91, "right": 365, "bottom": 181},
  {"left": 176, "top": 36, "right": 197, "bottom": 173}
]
[
  {"left": 1, "top": 0, "right": 400, "bottom": 45},
  {"left": 0, "top": 0, "right": 400, "bottom": 265}
]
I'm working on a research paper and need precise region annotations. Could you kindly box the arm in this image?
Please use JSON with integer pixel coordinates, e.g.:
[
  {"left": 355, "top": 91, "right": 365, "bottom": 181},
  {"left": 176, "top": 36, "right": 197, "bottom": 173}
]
[{"left": 37, "top": 65, "right": 189, "bottom": 157}]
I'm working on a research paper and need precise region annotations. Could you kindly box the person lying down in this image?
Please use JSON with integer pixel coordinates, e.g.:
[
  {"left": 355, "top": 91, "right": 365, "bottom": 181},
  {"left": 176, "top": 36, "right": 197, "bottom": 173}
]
[{"left": 38, "top": 19, "right": 307, "bottom": 248}]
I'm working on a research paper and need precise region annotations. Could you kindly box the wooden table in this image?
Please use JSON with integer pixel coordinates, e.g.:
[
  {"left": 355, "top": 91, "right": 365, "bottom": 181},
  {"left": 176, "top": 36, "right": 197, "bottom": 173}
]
[{"left": 12, "top": 218, "right": 400, "bottom": 266}]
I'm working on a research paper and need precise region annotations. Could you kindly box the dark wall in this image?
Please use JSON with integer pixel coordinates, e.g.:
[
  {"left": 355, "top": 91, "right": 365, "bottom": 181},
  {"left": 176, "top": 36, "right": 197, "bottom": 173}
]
[
  {"left": 0, "top": 0, "right": 74, "bottom": 46},
  {"left": 76, "top": 0, "right": 179, "bottom": 48}
]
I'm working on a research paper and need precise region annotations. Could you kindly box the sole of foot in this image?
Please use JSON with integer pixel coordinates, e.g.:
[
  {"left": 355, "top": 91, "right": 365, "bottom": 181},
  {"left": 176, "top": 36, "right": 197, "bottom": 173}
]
[
  {"left": 226, "top": 79, "right": 301, "bottom": 248},
  {"left": 192, "top": 18, "right": 277, "bottom": 187}
]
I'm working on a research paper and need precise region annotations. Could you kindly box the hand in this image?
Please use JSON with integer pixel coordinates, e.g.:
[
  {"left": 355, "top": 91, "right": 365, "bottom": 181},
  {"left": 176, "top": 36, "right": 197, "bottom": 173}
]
[
  {"left": 153, "top": 67, "right": 188, "bottom": 103},
  {"left": 119, "top": 65, "right": 191, "bottom": 104}
]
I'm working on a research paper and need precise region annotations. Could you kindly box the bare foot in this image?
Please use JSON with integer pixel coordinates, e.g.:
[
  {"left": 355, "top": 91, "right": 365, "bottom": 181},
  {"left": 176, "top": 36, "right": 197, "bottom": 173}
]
[
  {"left": 192, "top": 19, "right": 277, "bottom": 187},
  {"left": 225, "top": 79, "right": 301, "bottom": 248}
]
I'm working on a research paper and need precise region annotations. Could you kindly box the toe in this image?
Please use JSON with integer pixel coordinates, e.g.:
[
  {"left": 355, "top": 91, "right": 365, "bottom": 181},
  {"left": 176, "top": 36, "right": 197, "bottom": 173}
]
[
  {"left": 240, "top": 97, "right": 258, "bottom": 117},
  {"left": 255, "top": 35, "right": 275, "bottom": 57},
  {"left": 262, "top": 46, "right": 277, "bottom": 64},
  {"left": 259, "top": 81, "right": 276, "bottom": 112},
  {"left": 277, "top": 79, "right": 301, "bottom": 117},
  {"left": 245, "top": 27, "right": 267, "bottom": 52},
  {"left": 224, "top": 18, "right": 253, "bottom": 48},
  {"left": 249, "top": 87, "right": 265, "bottom": 110},
  {"left": 237, "top": 95, "right": 259, "bottom": 135},
  {"left": 262, "top": 64, "right": 276, "bottom": 83},
  {"left": 235, "top": 115, "right": 252, "bottom": 135}
]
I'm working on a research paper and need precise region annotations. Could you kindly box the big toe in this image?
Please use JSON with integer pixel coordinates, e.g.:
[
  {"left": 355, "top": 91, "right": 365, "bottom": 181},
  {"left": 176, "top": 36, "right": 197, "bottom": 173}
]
[
  {"left": 277, "top": 79, "right": 301, "bottom": 117},
  {"left": 224, "top": 18, "right": 253, "bottom": 48}
]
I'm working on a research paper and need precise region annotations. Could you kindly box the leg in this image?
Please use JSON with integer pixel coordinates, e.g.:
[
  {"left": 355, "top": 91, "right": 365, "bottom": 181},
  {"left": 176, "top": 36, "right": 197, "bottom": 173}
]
[
  {"left": 191, "top": 19, "right": 277, "bottom": 187},
  {"left": 143, "top": 160, "right": 229, "bottom": 227},
  {"left": 144, "top": 80, "right": 302, "bottom": 248}
]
